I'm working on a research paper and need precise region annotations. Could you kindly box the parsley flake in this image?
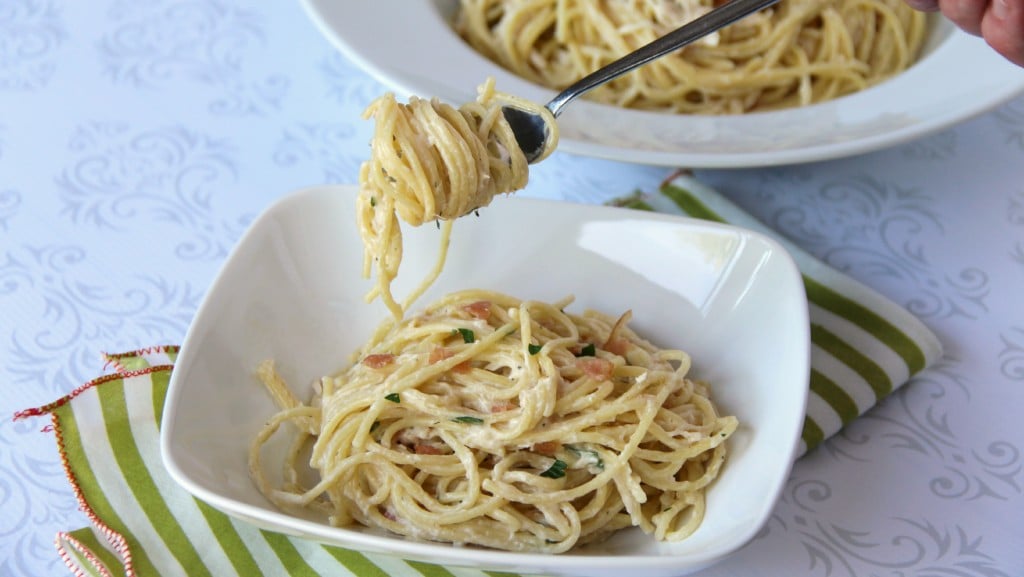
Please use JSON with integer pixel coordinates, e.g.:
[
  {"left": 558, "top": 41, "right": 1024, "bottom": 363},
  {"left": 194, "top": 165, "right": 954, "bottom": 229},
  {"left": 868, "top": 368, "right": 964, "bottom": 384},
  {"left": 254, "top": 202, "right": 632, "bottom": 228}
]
[
  {"left": 539, "top": 459, "right": 567, "bottom": 479},
  {"left": 451, "top": 416, "right": 484, "bottom": 424},
  {"left": 528, "top": 344, "right": 542, "bottom": 355},
  {"left": 576, "top": 343, "right": 596, "bottom": 357},
  {"left": 453, "top": 328, "right": 475, "bottom": 343},
  {"left": 384, "top": 393, "right": 400, "bottom": 403}
]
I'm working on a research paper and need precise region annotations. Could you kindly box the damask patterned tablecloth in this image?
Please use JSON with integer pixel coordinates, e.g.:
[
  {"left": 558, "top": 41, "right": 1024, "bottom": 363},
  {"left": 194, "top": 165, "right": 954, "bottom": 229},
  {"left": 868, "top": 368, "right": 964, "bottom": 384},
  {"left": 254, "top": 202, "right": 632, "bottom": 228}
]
[{"left": 2, "top": 1, "right": 1023, "bottom": 576}]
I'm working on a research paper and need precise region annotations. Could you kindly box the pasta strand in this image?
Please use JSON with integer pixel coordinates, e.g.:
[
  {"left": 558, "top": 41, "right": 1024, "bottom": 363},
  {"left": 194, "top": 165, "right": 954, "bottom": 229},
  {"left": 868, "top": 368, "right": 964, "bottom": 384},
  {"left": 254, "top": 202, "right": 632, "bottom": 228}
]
[{"left": 455, "top": 0, "right": 927, "bottom": 114}]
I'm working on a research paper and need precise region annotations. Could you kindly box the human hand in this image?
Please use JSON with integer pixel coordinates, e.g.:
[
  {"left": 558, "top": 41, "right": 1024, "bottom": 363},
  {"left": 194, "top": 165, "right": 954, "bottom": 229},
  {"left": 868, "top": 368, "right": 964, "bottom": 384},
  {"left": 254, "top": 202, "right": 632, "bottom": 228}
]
[{"left": 904, "top": 0, "right": 1024, "bottom": 66}]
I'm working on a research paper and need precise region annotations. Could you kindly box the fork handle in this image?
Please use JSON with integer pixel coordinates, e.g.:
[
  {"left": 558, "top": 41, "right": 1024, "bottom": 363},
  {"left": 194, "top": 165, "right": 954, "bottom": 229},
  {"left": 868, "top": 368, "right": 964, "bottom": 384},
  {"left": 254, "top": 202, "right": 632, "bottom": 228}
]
[{"left": 545, "top": 0, "right": 782, "bottom": 116}]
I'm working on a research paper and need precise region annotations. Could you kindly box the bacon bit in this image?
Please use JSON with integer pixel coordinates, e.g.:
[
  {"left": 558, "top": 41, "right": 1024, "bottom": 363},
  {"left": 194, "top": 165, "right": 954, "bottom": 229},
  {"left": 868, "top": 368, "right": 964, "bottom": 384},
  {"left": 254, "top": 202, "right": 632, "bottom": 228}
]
[
  {"left": 381, "top": 508, "right": 398, "bottom": 521},
  {"left": 532, "top": 441, "right": 561, "bottom": 456},
  {"left": 415, "top": 443, "right": 444, "bottom": 455},
  {"left": 603, "top": 311, "right": 633, "bottom": 355},
  {"left": 462, "top": 300, "right": 492, "bottom": 320},
  {"left": 429, "top": 347, "right": 471, "bottom": 373},
  {"left": 538, "top": 319, "right": 559, "bottom": 332},
  {"left": 604, "top": 337, "right": 630, "bottom": 356},
  {"left": 576, "top": 357, "right": 614, "bottom": 381},
  {"left": 429, "top": 347, "right": 451, "bottom": 364},
  {"left": 362, "top": 353, "right": 395, "bottom": 369},
  {"left": 490, "top": 400, "right": 517, "bottom": 412}
]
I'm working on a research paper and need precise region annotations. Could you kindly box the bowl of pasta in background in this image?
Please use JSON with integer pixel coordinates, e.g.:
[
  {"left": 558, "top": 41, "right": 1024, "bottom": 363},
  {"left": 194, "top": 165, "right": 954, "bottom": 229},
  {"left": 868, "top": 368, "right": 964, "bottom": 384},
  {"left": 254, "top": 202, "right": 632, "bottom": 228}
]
[
  {"left": 300, "top": 0, "right": 1024, "bottom": 168},
  {"left": 161, "top": 184, "right": 811, "bottom": 577}
]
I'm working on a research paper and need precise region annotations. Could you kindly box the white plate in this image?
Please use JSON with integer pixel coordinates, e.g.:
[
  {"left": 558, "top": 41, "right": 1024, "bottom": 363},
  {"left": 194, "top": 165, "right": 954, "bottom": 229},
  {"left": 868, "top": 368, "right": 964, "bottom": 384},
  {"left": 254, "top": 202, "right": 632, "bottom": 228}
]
[
  {"left": 161, "top": 185, "right": 810, "bottom": 577},
  {"left": 300, "top": 0, "right": 1024, "bottom": 167}
]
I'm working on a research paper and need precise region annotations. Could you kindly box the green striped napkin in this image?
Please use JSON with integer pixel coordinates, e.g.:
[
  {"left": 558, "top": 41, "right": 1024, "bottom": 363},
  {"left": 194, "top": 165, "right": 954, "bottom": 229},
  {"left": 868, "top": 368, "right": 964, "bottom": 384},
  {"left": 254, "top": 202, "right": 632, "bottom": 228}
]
[
  {"left": 16, "top": 346, "right": 490, "bottom": 577},
  {"left": 16, "top": 174, "right": 942, "bottom": 577},
  {"left": 613, "top": 172, "right": 943, "bottom": 455}
]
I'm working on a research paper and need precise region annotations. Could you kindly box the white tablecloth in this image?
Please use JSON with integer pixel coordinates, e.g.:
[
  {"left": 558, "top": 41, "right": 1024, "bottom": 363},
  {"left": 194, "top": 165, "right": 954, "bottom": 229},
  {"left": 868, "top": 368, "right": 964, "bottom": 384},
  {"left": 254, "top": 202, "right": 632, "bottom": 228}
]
[{"left": 2, "top": 1, "right": 1022, "bottom": 575}]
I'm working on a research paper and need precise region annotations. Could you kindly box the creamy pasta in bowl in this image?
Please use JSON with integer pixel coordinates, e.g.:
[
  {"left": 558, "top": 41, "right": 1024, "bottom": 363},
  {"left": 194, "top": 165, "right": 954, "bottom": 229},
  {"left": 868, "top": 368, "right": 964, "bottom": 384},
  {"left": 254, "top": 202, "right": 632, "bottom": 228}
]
[
  {"left": 301, "top": 0, "right": 1024, "bottom": 167},
  {"left": 160, "top": 184, "right": 810, "bottom": 577}
]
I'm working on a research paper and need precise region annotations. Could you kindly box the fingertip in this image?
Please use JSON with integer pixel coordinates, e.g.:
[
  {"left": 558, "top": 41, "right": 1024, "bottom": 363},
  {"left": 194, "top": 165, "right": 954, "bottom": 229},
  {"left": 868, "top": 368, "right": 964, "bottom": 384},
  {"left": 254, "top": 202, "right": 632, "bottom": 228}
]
[
  {"left": 939, "top": 0, "right": 987, "bottom": 35},
  {"left": 904, "top": 0, "right": 941, "bottom": 11},
  {"left": 981, "top": 0, "right": 1024, "bottom": 66}
]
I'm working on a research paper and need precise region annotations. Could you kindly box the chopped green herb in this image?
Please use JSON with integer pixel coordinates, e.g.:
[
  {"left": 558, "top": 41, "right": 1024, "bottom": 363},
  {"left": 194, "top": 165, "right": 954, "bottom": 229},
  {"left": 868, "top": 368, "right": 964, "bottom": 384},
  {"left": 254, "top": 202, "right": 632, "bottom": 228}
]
[
  {"left": 369, "top": 196, "right": 377, "bottom": 207},
  {"left": 451, "top": 416, "right": 484, "bottom": 424},
  {"left": 453, "top": 327, "right": 475, "bottom": 343},
  {"left": 539, "top": 458, "right": 568, "bottom": 479},
  {"left": 384, "top": 393, "right": 400, "bottom": 403},
  {"left": 528, "top": 344, "right": 542, "bottom": 355},
  {"left": 576, "top": 343, "right": 596, "bottom": 357}
]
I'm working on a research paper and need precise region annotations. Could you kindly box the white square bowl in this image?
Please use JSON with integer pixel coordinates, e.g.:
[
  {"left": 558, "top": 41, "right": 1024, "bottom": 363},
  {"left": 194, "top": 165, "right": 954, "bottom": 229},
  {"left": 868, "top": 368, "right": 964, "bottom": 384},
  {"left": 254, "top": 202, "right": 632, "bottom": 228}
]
[{"left": 161, "top": 185, "right": 809, "bottom": 577}]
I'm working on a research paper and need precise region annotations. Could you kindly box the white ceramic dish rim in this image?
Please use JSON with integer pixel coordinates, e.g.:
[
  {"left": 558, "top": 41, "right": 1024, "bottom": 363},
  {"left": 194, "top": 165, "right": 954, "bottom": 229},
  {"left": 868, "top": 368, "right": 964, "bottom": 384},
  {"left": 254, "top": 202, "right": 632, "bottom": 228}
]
[
  {"left": 161, "top": 185, "right": 811, "bottom": 576},
  {"left": 299, "top": 0, "right": 1024, "bottom": 168}
]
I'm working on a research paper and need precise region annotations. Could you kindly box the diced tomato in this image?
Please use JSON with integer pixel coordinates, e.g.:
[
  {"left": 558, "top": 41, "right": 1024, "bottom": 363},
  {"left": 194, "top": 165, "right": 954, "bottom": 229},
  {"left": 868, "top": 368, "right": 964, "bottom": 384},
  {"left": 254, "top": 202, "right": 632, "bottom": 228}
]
[
  {"left": 532, "top": 441, "right": 561, "bottom": 456},
  {"left": 362, "top": 353, "right": 395, "bottom": 368},
  {"left": 576, "top": 357, "right": 614, "bottom": 381},
  {"left": 462, "top": 300, "right": 492, "bottom": 320}
]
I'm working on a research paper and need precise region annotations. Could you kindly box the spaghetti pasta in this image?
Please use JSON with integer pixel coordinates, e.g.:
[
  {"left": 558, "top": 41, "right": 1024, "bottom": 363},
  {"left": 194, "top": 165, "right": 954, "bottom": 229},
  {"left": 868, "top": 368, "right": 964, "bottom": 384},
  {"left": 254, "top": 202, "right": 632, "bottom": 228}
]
[
  {"left": 454, "top": 0, "right": 927, "bottom": 114},
  {"left": 251, "top": 290, "right": 738, "bottom": 552},
  {"left": 249, "top": 78, "right": 737, "bottom": 553},
  {"left": 357, "top": 78, "right": 556, "bottom": 319}
]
